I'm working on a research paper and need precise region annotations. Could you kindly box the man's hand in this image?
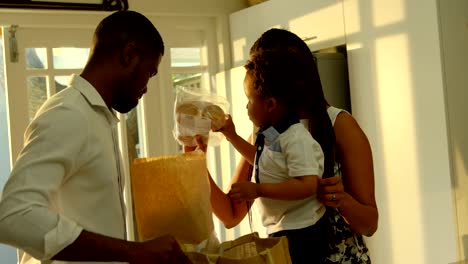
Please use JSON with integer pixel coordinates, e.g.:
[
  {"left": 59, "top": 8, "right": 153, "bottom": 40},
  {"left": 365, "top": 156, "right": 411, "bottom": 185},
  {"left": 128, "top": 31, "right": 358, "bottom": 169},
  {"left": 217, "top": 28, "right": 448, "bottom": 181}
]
[{"left": 129, "top": 235, "right": 191, "bottom": 264}]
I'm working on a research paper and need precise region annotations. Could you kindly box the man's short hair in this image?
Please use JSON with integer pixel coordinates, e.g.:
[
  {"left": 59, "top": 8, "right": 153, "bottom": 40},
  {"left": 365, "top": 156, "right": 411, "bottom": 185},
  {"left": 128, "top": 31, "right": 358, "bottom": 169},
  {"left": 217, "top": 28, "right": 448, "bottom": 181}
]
[{"left": 92, "top": 10, "right": 164, "bottom": 59}]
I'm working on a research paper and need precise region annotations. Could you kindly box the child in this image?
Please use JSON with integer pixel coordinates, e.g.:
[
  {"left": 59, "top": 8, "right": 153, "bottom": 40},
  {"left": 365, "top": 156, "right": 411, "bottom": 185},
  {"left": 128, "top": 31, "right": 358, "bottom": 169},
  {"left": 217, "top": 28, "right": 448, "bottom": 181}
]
[{"left": 218, "top": 49, "right": 335, "bottom": 264}]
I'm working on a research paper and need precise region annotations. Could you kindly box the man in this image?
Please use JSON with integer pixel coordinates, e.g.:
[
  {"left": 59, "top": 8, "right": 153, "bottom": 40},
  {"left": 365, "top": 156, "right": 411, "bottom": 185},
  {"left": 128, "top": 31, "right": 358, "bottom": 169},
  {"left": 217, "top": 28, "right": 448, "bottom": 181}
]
[{"left": 0, "top": 11, "right": 190, "bottom": 264}]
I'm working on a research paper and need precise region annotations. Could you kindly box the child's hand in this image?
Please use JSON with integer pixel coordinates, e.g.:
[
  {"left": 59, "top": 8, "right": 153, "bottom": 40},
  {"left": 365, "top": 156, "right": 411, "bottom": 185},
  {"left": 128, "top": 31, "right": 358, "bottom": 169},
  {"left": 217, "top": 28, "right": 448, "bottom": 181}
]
[
  {"left": 228, "top": 182, "right": 258, "bottom": 202},
  {"left": 215, "top": 115, "right": 237, "bottom": 141}
]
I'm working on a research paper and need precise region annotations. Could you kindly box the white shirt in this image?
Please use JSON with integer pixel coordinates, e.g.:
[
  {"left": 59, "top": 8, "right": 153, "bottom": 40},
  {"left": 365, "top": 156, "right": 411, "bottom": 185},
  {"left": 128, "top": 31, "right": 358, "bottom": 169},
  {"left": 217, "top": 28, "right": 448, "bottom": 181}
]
[
  {"left": 0, "top": 75, "right": 126, "bottom": 264},
  {"left": 326, "top": 106, "right": 346, "bottom": 127},
  {"left": 255, "top": 123, "right": 325, "bottom": 234}
]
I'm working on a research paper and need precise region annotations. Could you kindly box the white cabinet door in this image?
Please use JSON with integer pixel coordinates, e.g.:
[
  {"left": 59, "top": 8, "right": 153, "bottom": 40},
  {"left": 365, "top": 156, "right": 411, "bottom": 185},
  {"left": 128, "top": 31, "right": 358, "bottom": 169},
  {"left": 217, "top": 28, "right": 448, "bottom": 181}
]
[{"left": 230, "top": 0, "right": 345, "bottom": 66}]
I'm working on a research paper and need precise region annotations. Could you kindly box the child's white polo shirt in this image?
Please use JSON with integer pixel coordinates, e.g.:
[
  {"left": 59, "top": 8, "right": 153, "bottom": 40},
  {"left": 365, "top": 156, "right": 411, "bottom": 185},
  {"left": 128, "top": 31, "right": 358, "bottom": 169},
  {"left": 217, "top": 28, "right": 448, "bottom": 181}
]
[{"left": 254, "top": 123, "right": 326, "bottom": 234}]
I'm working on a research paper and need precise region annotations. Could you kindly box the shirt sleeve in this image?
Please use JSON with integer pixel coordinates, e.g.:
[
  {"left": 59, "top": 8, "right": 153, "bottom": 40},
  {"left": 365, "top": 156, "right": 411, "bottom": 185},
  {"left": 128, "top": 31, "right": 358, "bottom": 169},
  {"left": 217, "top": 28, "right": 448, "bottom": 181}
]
[
  {"left": 282, "top": 128, "right": 324, "bottom": 178},
  {"left": 0, "top": 101, "right": 87, "bottom": 260}
]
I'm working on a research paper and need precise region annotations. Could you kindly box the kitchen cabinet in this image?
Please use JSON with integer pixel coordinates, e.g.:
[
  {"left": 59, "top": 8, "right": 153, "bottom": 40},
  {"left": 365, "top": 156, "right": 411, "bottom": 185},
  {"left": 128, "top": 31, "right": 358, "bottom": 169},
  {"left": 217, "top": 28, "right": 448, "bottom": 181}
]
[{"left": 229, "top": 0, "right": 345, "bottom": 67}]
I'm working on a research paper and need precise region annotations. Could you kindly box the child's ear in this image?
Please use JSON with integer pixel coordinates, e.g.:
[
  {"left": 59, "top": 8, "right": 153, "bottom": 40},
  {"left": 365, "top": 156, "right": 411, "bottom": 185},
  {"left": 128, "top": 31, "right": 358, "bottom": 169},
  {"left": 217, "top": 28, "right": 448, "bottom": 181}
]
[{"left": 265, "top": 97, "right": 277, "bottom": 113}]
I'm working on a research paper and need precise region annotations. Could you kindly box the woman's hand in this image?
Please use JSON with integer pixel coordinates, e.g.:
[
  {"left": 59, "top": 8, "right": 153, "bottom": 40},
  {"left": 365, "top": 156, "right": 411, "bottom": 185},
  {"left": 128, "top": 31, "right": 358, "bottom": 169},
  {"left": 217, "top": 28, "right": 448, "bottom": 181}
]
[
  {"left": 318, "top": 176, "right": 346, "bottom": 208},
  {"left": 228, "top": 182, "right": 259, "bottom": 202},
  {"left": 183, "top": 135, "right": 207, "bottom": 153}
]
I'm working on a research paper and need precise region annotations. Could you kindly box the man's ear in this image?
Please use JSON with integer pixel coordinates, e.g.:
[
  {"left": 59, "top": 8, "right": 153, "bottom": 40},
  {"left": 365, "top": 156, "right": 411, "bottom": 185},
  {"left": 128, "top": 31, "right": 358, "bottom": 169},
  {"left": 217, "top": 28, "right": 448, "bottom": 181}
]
[{"left": 120, "top": 42, "right": 139, "bottom": 68}]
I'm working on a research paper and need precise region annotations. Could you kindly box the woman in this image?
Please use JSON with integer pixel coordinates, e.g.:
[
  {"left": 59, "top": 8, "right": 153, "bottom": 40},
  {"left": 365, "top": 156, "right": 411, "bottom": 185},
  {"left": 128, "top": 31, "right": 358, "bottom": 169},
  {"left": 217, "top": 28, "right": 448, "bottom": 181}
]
[{"left": 195, "top": 29, "right": 377, "bottom": 263}]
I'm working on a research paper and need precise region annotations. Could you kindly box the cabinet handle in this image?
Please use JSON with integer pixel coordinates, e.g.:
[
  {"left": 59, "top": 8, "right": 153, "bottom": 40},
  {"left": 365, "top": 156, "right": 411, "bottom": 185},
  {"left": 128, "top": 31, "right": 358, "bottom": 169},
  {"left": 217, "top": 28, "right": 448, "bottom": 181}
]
[{"left": 302, "top": 36, "right": 317, "bottom": 42}]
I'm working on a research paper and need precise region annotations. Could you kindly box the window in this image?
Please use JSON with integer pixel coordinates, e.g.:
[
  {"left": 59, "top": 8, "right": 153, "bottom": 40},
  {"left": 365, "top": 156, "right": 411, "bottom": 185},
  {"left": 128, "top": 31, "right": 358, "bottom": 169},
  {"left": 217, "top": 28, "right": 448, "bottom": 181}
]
[
  {"left": 170, "top": 47, "right": 207, "bottom": 92},
  {"left": 24, "top": 47, "right": 90, "bottom": 120},
  {"left": 170, "top": 47, "right": 208, "bottom": 152}
]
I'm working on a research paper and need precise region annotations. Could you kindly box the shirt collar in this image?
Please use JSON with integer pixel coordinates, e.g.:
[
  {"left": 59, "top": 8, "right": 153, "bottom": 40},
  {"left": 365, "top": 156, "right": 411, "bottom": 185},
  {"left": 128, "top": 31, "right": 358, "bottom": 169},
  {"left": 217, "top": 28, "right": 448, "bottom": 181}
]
[
  {"left": 69, "top": 74, "right": 120, "bottom": 124},
  {"left": 258, "top": 118, "right": 300, "bottom": 144}
]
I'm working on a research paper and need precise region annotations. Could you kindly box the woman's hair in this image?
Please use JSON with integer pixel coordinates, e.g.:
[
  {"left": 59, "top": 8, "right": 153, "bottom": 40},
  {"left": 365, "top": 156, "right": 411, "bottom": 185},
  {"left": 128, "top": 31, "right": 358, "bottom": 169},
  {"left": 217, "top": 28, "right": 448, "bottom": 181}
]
[{"left": 250, "top": 28, "right": 336, "bottom": 178}]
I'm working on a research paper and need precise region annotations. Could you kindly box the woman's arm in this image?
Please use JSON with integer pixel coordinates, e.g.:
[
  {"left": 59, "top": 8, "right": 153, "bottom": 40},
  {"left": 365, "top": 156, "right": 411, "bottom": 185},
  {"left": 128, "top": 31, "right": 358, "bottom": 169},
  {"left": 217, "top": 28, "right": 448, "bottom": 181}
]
[
  {"left": 187, "top": 135, "right": 252, "bottom": 229},
  {"left": 208, "top": 157, "right": 251, "bottom": 228},
  {"left": 320, "top": 112, "right": 378, "bottom": 236}
]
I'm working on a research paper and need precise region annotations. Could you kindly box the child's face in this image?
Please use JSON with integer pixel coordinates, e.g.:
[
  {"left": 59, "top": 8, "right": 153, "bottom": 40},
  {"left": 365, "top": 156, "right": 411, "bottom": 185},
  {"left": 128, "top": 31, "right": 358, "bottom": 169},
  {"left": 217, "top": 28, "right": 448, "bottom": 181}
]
[{"left": 243, "top": 71, "right": 270, "bottom": 129}]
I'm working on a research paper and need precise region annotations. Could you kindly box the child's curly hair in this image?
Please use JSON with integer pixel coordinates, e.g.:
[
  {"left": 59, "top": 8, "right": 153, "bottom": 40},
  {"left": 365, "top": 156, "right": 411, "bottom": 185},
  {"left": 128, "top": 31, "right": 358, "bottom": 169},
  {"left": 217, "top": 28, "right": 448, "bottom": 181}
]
[{"left": 244, "top": 48, "right": 313, "bottom": 114}]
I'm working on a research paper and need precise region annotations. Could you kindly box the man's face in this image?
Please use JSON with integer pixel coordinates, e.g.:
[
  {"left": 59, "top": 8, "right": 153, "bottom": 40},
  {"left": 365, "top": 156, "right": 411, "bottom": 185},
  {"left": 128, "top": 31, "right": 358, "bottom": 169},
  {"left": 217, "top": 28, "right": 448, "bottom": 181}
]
[{"left": 113, "top": 53, "right": 162, "bottom": 113}]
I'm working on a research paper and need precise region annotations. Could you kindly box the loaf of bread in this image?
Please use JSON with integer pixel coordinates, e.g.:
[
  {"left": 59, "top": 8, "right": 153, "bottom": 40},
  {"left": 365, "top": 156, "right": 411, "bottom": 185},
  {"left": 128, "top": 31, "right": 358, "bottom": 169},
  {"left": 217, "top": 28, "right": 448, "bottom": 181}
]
[
  {"left": 202, "top": 104, "right": 226, "bottom": 131},
  {"left": 176, "top": 102, "right": 200, "bottom": 123}
]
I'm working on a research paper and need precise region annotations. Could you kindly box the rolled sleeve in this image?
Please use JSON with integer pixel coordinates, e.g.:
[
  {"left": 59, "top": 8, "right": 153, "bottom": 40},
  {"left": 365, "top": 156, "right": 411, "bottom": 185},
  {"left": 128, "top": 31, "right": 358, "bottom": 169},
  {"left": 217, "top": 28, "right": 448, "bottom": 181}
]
[
  {"left": 0, "top": 99, "right": 88, "bottom": 260},
  {"left": 43, "top": 215, "right": 83, "bottom": 260},
  {"left": 0, "top": 204, "right": 83, "bottom": 260}
]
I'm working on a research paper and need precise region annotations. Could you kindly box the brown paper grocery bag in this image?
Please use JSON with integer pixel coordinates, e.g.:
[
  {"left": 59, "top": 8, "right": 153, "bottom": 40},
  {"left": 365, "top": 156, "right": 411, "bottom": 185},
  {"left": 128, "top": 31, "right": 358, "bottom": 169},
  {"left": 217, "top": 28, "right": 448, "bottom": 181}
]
[
  {"left": 131, "top": 151, "right": 214, "bottom": 244},
  {"left": 218, "top": 232, "right": 291, "bottom": 264},
  {"left": 183, "top": 232, "right": 292, "bottom": 264}
]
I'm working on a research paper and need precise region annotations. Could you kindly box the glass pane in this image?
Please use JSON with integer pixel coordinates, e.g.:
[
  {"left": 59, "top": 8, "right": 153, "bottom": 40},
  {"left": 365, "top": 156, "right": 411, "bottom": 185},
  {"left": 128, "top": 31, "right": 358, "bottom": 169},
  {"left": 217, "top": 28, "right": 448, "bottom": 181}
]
[
  {"left": 54, "top": 75, "right": 70, "bottom": 93},
  {"left": 26, "top": 48, "right": 47, "bottom": 69},
  {"left": 27, "top": 76, "right": 47, "bottom": 120},
  {"left": 53, "top": 47, "right": 90, "bottom": 69},
  {"left": 172, "top": 73, "right": 202, "bottom": 90},
  {"left": 126, "top": 106, "right": 144, "bottom": 166},
  {"left": 170, "top": 48, "right": 201, "bottom": 67}
]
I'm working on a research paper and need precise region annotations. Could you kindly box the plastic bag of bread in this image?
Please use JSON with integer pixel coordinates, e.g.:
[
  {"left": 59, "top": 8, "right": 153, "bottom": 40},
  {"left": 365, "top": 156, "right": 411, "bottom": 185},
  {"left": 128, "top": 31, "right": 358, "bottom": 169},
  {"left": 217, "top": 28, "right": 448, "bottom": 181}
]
[
  {"left": 131, "top": 151, "right": 214, "bottom": 243},
  {"left": 173, "top": 86, "right": 229, "bottom": 147}
]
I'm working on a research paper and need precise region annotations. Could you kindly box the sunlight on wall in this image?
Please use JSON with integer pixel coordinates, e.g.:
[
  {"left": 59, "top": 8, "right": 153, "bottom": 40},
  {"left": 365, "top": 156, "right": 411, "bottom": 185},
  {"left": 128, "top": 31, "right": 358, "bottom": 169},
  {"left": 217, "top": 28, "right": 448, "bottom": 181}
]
[
  {"left": 289, "top": 5, "right": 342, "bottom": 42},
  {"left": 232, "top": 37, "right": 246, "bottom": 65},
  {"left": 342, "top": 0, "right": 361, "bottom": 35},
  {"left": 372, "top": 0, "right": 405, "bottom": 27},
  {"left": 375, "top": 33, "right": 424, "bottom": 263},
  {"left": 218, "top": 42, "right": 225, "bottom": 66}
]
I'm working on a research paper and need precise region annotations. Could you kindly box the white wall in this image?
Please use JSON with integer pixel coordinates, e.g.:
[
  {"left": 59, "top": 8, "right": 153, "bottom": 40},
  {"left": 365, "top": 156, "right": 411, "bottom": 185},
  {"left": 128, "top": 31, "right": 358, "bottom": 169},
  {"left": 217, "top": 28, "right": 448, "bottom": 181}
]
[
  {"left": 438, "top": 0, "right": 468, "bottom": 260},
  {"left": 343, "top": 0, "right": 457, "bottom": 263},
  {"left": 229, "top": 0, "right": 460, "bottom": 263}
]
